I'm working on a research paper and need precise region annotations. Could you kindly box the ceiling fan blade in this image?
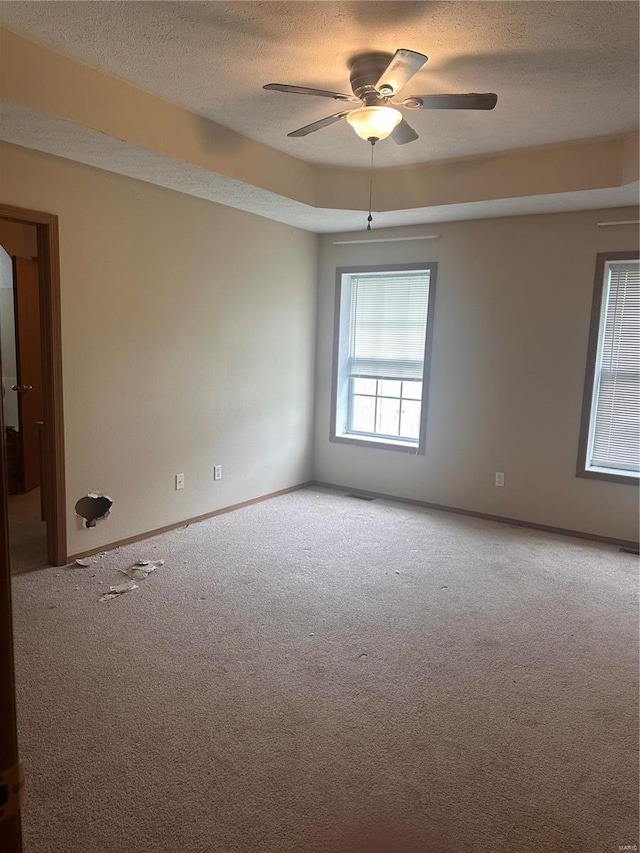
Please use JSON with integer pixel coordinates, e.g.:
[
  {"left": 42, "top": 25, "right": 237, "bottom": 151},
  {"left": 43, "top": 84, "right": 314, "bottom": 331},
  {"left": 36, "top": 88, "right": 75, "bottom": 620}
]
[
  {"left": 287, "top": 111, "right": 351, "bottom": 138},
  {"left": 263, "top": 83, "right": 358, "bottom": 102},
  {"left": 404, "top": 93, "right": 498, "bottom": 110},
  {"left": 391, "top": 118, "right": 419, "bottom": 145},
  {"left": 375, "top": 49, "right": 428, "bottom": 97}
]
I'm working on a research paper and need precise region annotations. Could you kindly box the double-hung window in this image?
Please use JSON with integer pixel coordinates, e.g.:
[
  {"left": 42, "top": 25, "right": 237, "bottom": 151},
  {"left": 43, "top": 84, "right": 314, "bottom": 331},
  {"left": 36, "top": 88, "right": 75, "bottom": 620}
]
[
  {"left": 577, "top": 252, "right": 640, "bottom": 484},
  {"left": 331, "top": 263, "right": 436, "bottom": 453}
]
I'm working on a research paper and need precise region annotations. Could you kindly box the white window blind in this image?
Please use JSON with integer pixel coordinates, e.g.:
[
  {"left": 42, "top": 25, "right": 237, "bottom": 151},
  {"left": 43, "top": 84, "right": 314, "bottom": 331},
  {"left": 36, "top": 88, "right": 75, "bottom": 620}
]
[
  {"left": 589, "top": 260, "right": 640, "bottom": 473},
  {"left": 348, "top": 272, "right": 431, "bottom": 380}
]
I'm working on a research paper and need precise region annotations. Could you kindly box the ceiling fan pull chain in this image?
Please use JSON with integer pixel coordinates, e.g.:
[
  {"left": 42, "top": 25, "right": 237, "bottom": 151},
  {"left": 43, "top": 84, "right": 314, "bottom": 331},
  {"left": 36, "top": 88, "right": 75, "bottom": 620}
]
[{"left": 367, "top": 140, "right": 375, "bottom": 231}]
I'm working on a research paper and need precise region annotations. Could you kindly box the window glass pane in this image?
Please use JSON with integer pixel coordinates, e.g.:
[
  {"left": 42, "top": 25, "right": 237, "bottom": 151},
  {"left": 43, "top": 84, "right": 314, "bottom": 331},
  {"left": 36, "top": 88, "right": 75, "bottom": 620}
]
[
  {"left": 376, "top": 397, "right": 400, "bottom": 435},
  {"left": 403, "top": 381, "right": 422, "bottom": 400},
  {"left": 379, "top": 379, "right": 401, "bottom": 398},
  {"left": 352, "top": 377, "right": 377, "bottom": 396},
  {"left": 351, "top": 395, "right": 375, "bottom": 433},
  {"left": 399, "top": 400, "right": 421, "bottom": 439},
  {"left": 591, "top": 375, "right": 640, "bottom": 471}
]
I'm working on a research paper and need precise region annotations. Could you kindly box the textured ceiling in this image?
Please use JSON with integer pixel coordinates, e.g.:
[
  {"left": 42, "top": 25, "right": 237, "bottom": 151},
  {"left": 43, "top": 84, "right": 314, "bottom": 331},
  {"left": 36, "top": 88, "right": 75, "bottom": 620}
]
[{"left": 1, "top": 1, "right": 638, "bottom": 169}]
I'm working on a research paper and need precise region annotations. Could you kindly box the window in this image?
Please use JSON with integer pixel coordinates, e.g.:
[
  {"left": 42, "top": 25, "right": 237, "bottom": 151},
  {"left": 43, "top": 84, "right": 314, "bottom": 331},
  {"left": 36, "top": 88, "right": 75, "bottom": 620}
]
[
  {"left": 577, "top": 252, "right": 640, "bottom": 484},
  {"left": 331, "top": 264, "right": 436, "bottom": 453}
]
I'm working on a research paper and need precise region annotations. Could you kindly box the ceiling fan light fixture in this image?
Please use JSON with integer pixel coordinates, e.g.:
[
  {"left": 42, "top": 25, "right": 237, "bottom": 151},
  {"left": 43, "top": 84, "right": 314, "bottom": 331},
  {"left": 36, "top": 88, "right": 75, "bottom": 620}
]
[{"left": 346, "top": 105, "right": 402, "bottom": 141}]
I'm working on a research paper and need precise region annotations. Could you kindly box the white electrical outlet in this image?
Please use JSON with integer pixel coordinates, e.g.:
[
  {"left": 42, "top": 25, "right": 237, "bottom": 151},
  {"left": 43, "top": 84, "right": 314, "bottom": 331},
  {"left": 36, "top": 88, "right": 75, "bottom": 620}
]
[
  {"left": 213, "top": 465, "right": 222, "bottom": 481},
  {"left": 495, "top": 472, "right": 505, "bottom": 487},
  {"left": 175, "top": 473, "right": 185, "bottom": 490}
]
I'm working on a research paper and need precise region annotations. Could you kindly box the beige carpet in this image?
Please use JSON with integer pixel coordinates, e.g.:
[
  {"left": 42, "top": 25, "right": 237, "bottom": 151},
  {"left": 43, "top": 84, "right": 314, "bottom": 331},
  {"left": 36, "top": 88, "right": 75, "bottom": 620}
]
[{"left": 11, "top": 486, "right": 639, "bottom": 853}]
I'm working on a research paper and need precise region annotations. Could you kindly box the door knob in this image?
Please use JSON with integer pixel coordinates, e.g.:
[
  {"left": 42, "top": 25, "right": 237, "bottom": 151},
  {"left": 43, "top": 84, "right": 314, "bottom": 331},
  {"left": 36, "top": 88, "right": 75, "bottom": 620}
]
[{"left": 11, "top": 384, "right": 33, "bottom": 392}]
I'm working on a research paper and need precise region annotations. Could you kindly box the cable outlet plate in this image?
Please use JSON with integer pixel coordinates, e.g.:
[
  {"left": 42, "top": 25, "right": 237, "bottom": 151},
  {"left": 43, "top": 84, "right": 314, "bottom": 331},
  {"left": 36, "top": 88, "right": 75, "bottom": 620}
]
[
  {"left": 175, "top": 473, "right": 185, "bottom": 490},
  {"left": 495, "top": 472, "right": 505, "bottom": 487}
]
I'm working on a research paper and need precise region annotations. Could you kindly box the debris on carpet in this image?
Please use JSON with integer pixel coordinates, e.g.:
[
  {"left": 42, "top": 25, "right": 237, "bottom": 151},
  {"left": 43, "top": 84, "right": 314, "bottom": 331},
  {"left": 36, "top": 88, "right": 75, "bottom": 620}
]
[
  {"left": 118, "top": 559, "right": 165, "bottom": 581},
  {"left": 98, "top": 558, "right": 166, "bottom": 601},
  {"left": 99, "top": 579, "right": 138, "bottom": 603}
]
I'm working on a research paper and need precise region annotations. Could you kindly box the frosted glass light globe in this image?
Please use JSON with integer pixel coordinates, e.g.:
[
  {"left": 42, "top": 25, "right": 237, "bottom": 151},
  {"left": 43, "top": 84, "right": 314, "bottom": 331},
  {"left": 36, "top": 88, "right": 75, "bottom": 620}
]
[{"left": 346, "top": 106, "right": 403, "bottom": 141}]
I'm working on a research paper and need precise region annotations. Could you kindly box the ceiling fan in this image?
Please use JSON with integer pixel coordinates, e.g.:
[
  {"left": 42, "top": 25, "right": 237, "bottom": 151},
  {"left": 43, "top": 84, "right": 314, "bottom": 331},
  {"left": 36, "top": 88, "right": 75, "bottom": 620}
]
[{"left": 264, "top": 49, "right": 498, "bottom": 145}]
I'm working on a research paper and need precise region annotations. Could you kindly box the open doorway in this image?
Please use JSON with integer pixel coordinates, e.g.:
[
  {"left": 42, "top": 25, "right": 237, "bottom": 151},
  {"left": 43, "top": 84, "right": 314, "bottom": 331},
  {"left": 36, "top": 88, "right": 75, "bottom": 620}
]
[
  {"left": 1, "top": 226, "right": 47, "bottom": 572},
  {"left": 0, "top": 206, "right": 66, "bottom": 568}
]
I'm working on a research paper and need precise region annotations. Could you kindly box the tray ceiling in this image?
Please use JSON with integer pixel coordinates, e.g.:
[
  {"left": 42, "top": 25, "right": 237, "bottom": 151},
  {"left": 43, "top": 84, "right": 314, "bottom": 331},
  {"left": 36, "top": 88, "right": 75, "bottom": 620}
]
[{"left": 1, "top": 1, "right": 638, "bottom": 169}]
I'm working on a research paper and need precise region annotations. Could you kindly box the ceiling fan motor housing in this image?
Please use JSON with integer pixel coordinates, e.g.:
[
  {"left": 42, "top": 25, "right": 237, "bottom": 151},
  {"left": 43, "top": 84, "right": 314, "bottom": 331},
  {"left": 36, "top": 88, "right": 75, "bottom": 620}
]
[{"left": 349, "top": 52, "right": 396, "bottom": 102}]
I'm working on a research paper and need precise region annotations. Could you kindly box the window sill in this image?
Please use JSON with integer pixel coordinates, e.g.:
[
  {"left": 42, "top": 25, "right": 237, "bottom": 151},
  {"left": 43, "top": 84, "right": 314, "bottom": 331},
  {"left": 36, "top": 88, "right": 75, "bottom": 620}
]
[
  {"left": 331, "top": 432, "right": 423, "bottom": 454},
  {"left": 577, "top": 466, "right": 640, "bottom": 486}
]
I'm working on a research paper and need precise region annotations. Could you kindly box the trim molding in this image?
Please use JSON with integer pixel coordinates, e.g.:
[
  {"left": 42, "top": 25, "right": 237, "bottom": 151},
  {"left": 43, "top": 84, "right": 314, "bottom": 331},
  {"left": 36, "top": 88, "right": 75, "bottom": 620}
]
[
  {"left": 312, "top": 481, "right": 640, "bottom": 550},
  {"left": 68, "top": 477, "right": 638, "bottom": 562},
  {"left": 0, "top": 293, "right": 22, "bottom": 853},
  {"left": 330, "top": 263, "right": 437, "bottom": 456},
  {"left": 576, "top": 250, "right": 640, "bottom": 487},
  {"left": 68, "top": 481, "right": 313, "bottom": 562}
]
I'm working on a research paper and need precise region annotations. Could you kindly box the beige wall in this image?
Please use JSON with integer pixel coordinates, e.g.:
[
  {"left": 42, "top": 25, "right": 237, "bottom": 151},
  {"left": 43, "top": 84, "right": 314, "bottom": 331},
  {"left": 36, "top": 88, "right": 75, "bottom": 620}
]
[
  {"left": 0, "top": 142, "right": 318, "bottom": 555},
  {"left": 0, "top": 139, "right": 637, "bottom": 554},
  {"left": 313, "top": 209, "right": 640, "bottom": 543}
]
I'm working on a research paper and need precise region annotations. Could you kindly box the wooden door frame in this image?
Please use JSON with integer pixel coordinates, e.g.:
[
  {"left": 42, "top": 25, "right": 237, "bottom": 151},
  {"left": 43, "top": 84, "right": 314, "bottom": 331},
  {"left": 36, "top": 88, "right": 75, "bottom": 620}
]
[
  {"left": 0, "top": 205, "right": 66, "bottom": 566},
  {"left": 0, "top": 376, "right": 22, "bottom": 851}
]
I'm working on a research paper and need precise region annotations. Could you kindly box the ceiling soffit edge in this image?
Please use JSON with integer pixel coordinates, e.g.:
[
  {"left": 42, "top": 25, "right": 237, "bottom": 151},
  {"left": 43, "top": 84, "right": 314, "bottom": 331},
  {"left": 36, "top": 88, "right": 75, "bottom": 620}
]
[{"left": 1, "top": 28, "right": 638, "bottom": 225}]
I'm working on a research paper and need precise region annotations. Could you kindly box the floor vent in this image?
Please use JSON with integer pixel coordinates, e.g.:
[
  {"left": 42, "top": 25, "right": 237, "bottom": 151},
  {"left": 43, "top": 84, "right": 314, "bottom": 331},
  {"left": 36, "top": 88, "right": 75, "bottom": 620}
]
[{"left": 345, "top": 493, "right": 376, "bottom": 501}]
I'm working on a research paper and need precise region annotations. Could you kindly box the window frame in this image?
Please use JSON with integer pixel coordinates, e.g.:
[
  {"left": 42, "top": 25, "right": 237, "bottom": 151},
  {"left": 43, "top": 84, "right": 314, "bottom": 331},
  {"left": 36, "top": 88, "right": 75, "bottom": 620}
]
[
  {"left": 576, "top": 250, "right": 640, "bottom": 486},
  {"left": 330, "top": 262, "right": 437, "bottom": 454}
]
